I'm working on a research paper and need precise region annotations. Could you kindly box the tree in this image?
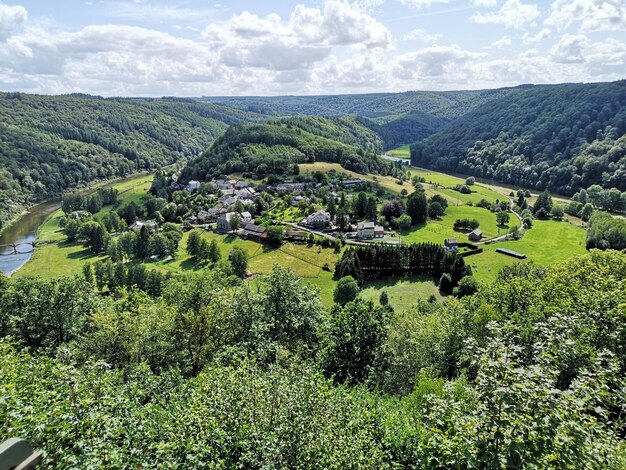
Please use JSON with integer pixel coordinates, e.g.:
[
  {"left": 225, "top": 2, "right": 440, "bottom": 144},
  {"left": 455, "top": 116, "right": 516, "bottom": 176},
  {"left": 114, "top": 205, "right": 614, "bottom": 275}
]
[
  {"left": 580, "top": 203, "right": 594, "bottom": 221},
  {"left": 428, "top": 201, "right": 444, "bottom": 219},
  {"left": 551, "top": 205, "right": 564, "bottom": 220},
  {"left": 64, "top": 219, "right": 82, "bottom": 242},
  {"left": 136, "top": 225, "right": 151, "bottom": 258},
  {"left": 496, "top": 211, "right": 510, "bottom": 227},
  {"left": 230, "top": 246, "right": 248, "bottom": 278},
  {"left": 465, "top": 176, "right": 475, "bottom": 185},
  {"left": 366, "top": 196, "right": 378, "bottom": 221},
  {"left": 187, "top": 230, "right": 202, "bottom": 257},
  {"left": 320, "top": 298, "right": 388, "bottom": 384},
  {"left": 379, "top": 290, "right": 389, "bottom": 306},
  {"left": 80, "top": 221, "right": 108, "bottom": 254},
  {"left": 406, "top": 190, "right": 427, "bottom": 225},
  {"left": 229, "top": 213, "right": 242, "bottom": 233},
  {"left": 207, "top": 240, "right": 221, "bottom": 264},
  {"left": 394, "top": 214, "right": 412, "bottom": 230},
  {"left": 453, "top": 275, "right": 478, "bottom": 298},
  {"left": 333, "top": 276, "right": 360, "bottom": 305},
  {"left": 439, "top": 272, "right": 453, "bottom": 295},
  {"left": 533, "top": 190, "right": 553, "bottom": 216},
  {"left": 267, "top": 226, "right": 284, "bottom": 247}
]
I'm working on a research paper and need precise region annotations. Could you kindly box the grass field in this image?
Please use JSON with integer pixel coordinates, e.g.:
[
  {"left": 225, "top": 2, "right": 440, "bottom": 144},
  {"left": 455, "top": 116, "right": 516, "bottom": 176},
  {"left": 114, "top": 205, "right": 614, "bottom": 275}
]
[
  {"left": 466, "top": 219, "right": 587, "bottom": 284},
  {"left": 385, "top": 145, "right": 411, "bottom": 159},
  {"left": 360, "top": 275, "right": 441, "bottom": 311},
  {"left": 18, "top": 174, "right": 154, "bottom": 278},
  {"left": 399, "top": 205, "right": 503, "bottom": 245}
]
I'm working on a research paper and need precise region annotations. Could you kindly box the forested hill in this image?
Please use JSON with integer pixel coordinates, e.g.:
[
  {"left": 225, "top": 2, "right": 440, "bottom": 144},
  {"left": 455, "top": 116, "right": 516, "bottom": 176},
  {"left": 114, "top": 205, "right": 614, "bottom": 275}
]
[
  {"left": 411, "top": 80, "right": 626, "bottom": 195},
  {"left": 181, "top": 116, "right": 402, "bottom": 181},
  {"left": 0, "top": 93, "right": 265, "bottom": 227},
  {"left": 200, "top": 88, "right": 515, "bottom": 149}
]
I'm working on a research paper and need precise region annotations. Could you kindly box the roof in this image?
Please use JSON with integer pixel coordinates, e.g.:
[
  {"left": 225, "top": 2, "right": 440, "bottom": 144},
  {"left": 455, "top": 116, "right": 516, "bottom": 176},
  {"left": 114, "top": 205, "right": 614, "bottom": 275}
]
[
  {"left": 243, "top": 223, "right": 267, "bottom": 235},
  {"left": 358, "top": 221, "right": 375, "bottom": 229},
  {"left": 309, "top": 210, "right": 330, "bottom": 218},
  {"left": 470, "top": 229, "right": 483, "bottom": 236},
  {"left": 445, "top": 238, "right": 458, "bottom": 245},
  {"left": 241, "top": 211, "right": 252, "bottom": 219}
]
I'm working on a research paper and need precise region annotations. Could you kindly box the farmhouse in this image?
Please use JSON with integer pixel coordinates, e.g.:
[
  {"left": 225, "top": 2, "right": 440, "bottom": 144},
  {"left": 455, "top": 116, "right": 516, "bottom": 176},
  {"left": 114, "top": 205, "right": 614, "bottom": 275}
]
[
  {"left": 305, "top": 210, "right": 331, "bottom": 228},
  {"left": 240, "top": 211, "right": 253, "bottom": 223},
  {"left": 357, "top": 221, "right": 375, "bottom": 238},
  {"left": 240, "top": 223, "right": 267, "bottom": 240},
  {"left": 217, "top": 212, "right": 237, "bottom": 232},
  {"left": 444, "top": 238, "right": 458, "bottom": 252},
  {"left": 468, "top": 229, "right": 483, "bottom": 242}
]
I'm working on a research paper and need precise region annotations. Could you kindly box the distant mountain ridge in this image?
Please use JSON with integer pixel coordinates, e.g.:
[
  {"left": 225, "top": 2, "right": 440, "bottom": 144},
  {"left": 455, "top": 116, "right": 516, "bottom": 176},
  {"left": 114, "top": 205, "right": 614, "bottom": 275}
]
[{"left": 198, "top": 87, "right": 517, "bottom": 149}]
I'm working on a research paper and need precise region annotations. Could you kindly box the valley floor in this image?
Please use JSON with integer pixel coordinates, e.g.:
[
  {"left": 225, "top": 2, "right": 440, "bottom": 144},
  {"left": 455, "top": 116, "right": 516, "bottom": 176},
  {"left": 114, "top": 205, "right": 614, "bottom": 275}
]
[{"left": 17, "top": 164, "right": 589, "bottom": 310}]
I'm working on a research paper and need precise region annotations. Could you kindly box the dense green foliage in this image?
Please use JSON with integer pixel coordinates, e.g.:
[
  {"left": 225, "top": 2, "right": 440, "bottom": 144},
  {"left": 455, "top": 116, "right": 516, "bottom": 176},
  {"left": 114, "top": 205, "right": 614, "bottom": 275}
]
[
  {"left": 586, "top": 211, "right": 626, "bottom": 250},
  {"left": 411, "top": 81, "right": 626, "bottom": 195},
  {"left": 1, "top": 251, "right": 626, "bottom": 467},
  {"left": 181, "top": 116, "right": 404, "bottom": 181},
  {"left": 0, "top": 93, "right": 263, "bottom": 227},
  {"left": 335, "top": 243, "right": 468, "bottom": 283},
  {"left": 203, "top": 88, "right": 514, "bottom": 149}
]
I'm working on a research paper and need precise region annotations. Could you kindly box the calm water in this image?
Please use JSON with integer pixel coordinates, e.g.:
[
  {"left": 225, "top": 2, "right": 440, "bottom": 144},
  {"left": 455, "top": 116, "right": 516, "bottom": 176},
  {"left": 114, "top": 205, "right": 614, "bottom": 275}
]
[{"left": 0, "top": 200, "right": 61, "bottom": 276}]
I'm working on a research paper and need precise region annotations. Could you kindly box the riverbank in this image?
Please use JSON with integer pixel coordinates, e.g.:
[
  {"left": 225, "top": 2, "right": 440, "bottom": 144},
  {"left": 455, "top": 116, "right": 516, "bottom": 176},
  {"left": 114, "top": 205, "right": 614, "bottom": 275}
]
[{"left": 1, "top": 171, "right": 157, "bottom": 276}]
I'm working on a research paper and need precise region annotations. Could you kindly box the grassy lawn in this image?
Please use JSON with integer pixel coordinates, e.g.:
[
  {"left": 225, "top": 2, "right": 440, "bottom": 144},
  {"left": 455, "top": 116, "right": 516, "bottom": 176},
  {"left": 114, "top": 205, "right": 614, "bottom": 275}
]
[
  {"left": 465, "top": 219, "right": 587, "bottom": 284},
  {"left": 399, "top": 205, "right": 502, "bottom": 244},
  {"left": 18, "top": 174, "right": 153, "bottom": 278},
  {"left": 360, "top": 275, "right": 441, "bottom": 311},
  {"left": 385, "top": 145, "right": 411, "bottom": 158}
]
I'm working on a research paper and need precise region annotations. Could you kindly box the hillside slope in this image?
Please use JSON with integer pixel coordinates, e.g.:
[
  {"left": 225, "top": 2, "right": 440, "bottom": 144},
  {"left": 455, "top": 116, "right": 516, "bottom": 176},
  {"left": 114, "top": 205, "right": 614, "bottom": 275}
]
[
  {"left": 201, "top": 88, "right": 515, "bottom": 149},
  {"left": 0, "top": 93, "right": 265, "bottom": 227},
  {"left": 410, "top": 81, "right": 626, "bottom": 195},
  {"left": 181, "top": 116, "right": 404, "bottom": 181}
]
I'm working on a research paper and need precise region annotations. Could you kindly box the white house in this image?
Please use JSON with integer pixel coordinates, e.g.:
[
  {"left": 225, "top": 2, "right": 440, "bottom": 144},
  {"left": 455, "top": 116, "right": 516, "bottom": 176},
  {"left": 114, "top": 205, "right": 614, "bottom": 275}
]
[
  {"left": 306, "top": 210, "right": 331, "bottom": 227},
  {"left": 357, "top": 221, "right": 375, "bottom": 239},
  {"left": 217, "top": 212, "right": 237, "bottom": 232},
  {"left": 240, "top": 211, "right": 252, "bottom": 223},
  {"left": 186, "top": 180, "right": 201, "bottom": 192}
]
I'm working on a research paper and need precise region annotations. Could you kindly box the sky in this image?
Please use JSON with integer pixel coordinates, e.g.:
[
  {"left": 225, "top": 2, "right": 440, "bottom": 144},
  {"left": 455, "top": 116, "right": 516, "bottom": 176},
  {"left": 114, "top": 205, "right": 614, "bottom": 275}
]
[{"left": 0, "top": 0, "right": 624, "bottom": 96}]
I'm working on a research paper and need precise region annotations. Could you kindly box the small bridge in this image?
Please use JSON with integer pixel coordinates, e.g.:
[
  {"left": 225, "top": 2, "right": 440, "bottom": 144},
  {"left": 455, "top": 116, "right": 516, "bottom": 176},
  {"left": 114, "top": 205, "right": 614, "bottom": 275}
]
[{"left": 0, "top": 241, "right": 36, "bottom": 256}]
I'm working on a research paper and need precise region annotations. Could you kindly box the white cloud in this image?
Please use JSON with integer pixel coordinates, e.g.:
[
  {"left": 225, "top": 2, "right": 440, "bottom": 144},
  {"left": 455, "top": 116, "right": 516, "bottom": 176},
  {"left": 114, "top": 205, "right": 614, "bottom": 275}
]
[
  {"left": 550, "top": 34, "right": 588, "bottom": 63},
  {"left": 545, "top": 0, "right": 626, "bottom": 32},
  {"left": 523, "top": 27, "right": 551, "bottom": 43},
  {"left": 392, "top": 45, "right": 487, "bottom": 79},
  {"left": 491, "top": 36, "right": 512, "bottom": 48},
  {"left": 403, "top": 28, "right": 442, "bottom": 43},
  {"left": 399, "top": 0, "right": 453, "bottom": 10},
  {"left": 0, "top": 3, "right": 27, "bottom": 42},
  {"left": 471, "top": 0, "right": 540, "bottom": 29},
  {"left": 473, "top": 0, "right": 498, "bottom": 7}
]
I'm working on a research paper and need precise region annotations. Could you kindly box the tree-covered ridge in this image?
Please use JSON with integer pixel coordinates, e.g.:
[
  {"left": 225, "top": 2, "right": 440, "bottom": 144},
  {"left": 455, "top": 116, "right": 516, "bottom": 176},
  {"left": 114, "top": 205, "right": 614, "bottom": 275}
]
[
  {"left": 202, "top": 88, "right": 514, "bottom": 120},
  {"left": 411, "top": 80, "right": 626, "bottom": 195},
  {"left": 0, "top": 93, "right": 265, "bottom": 227},
  {"left": 201, "top": 88, "right": 516, "bottom": 149},
  {"left": 181, "top": 116, "right": 400, "bottom": 180}
]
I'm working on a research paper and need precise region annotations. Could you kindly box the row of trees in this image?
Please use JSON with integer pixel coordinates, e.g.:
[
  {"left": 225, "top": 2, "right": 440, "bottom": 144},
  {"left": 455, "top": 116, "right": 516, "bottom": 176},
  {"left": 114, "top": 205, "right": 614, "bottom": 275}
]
[{"left": 336, "top": 243, "right": 468, "bottom": 284}]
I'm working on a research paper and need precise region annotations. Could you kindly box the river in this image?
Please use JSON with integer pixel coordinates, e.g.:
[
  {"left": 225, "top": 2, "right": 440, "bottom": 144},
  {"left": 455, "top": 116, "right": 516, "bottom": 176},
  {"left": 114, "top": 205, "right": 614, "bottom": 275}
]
[{"left": 0, "top": 200, "right": 61, "bottom": 276}]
